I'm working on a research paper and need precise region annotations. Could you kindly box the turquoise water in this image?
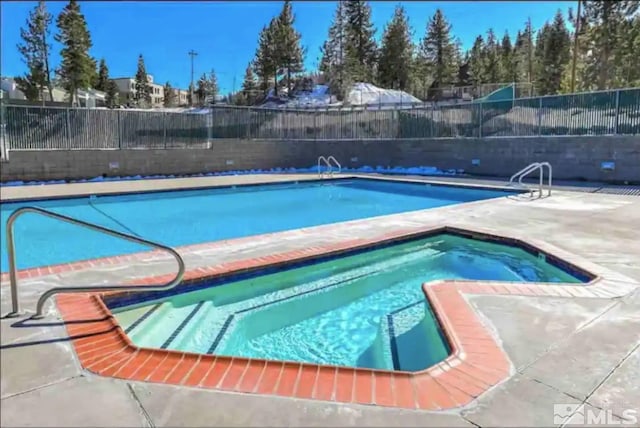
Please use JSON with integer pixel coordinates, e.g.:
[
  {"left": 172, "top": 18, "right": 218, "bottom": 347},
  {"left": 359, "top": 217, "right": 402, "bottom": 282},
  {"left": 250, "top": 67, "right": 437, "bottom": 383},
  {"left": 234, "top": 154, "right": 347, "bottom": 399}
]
[
  {"left": 0, "top": 178, "right": 511, "bottom": 271},
  {"left": 113, "top": 234, "right": 584, "bottom": 371}
]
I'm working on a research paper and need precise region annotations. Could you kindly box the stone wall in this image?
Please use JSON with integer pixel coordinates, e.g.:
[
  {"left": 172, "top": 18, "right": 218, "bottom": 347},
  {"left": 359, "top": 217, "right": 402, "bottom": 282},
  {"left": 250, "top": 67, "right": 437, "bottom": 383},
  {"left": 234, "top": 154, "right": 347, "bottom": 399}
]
[{"left": 1, "top": 136, "right": 639, "bottom": 183}]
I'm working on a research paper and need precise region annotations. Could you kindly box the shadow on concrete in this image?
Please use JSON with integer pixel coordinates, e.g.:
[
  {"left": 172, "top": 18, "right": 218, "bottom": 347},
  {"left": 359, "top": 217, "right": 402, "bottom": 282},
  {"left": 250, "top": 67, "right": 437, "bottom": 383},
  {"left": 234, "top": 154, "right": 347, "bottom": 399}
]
[{"left": 0, "top": 315, "right": 116, "bottom": 350}]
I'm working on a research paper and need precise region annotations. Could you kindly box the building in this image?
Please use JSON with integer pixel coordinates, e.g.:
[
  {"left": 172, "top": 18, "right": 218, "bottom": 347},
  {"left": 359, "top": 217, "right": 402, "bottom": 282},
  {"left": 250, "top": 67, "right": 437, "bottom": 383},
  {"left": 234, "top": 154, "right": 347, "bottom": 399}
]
[
  {"left": 112, "top": 74, "right": 165, "bottom": 108},
  {"left": 170, "top": 87, "right": 190, "bottom": 106},
  {"left": 1, "top": 76, "right": 105, "bottom": 107}
]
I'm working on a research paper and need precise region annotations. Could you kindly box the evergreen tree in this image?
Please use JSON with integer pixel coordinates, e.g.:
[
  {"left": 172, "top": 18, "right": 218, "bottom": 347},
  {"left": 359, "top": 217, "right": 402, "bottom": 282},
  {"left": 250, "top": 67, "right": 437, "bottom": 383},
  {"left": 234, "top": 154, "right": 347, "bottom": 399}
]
[
  {"left": 16, "top": 0, "right": 54, "bottom": 103},
  {"left": 274, "top": 0, "right": 304, "bottom": 94},
  {"left": 208, "top": 69, "right": 219, "bottom": 103},
  {"left": 615, "top": 14, "right": 640, "bottom": 87},
  {"left": 105, "top": 79, "right": 119, "bottom": 108},
  {"left": 344, "top": 0, "right": 378, "bottom": 83},
  {"left": 580, "top": 1, "right": 639, "bottom": 90},
  {"left": 319, "top": 1, "right": 348, "bottom": 99},
  {"left": 134, "top": 54, "right": 151, "bottom": 108},
  {"left": 513, "top": 18, "right": 536, "bottom": 85},
  {"left": 500, "top": 32, "right": 517, "bottom": 83},
  {"left": 163, "top": 82, "right": 176, "bottom": 107},
  {"left": 240, "top": 63, "right": 258, "bottom": 105},
  {"left": 196, "top": 73, "right": 208, "bottom": 105},
  {"left": 418, "top": 9, "right": 459, "bottom": 91},
  {"left": 456, "top": 52, "right": 472, "bottom": 87},
  {"left": 483, "top": 28, "right": 501, "bottom": 83},
  {"left": 535, "top": 11, "right": 571, "bottom": 95},
  {"left": 468, "top": 35, "right": 485, "bottom": 86},
  {"left": 95, "top": 58, "right": 110, "bottom": 92},
  {"left": 55, "top": 0, "right": 94, "bottom": 106},
  {"left": 253, "top": 20, "right": 279, "bottom": 95},
  {"left": 377, "top": 5, "right": 413, "bottom": 91},
  {"left": 195, "top": 70, "right": 218, "bottom": 105}
]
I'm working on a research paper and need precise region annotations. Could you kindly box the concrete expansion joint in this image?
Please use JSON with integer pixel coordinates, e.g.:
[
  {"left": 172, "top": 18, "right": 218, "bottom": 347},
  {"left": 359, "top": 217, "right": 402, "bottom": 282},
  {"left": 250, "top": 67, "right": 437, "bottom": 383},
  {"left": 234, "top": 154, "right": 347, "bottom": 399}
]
[
  {"left": 0, "top": 375, "right": 82, "bottom": 401},
  {"left": 126, "top": 383, "right": 155, "bottom": 428}
]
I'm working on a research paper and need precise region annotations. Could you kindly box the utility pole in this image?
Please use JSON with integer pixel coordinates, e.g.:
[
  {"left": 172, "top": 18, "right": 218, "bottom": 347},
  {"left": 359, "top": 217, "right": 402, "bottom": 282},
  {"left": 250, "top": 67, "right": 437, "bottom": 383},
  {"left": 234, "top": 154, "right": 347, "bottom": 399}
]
[
  {"left": 570, "top": 0, "right": 582, "bottom": 93},
  {"left": 188, "top": 49, "right": 198, "bottom": 106}
]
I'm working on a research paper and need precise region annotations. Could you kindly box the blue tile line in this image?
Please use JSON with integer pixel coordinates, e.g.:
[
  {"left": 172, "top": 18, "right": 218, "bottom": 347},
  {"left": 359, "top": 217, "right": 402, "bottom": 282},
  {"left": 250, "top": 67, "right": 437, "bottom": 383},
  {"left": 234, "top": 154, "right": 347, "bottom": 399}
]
[
  {"left": 105, "top": 228, "right": 592, "bottom": 311},
  {"left": 205, "top": 270, "right": 375, "bottom": 355},
  {"left": 124, "top": 303, "right": 162, "bottom": 334},
  {"left": 206, "top": 315, "right": 235, "bottom": 354},
  {"left": 160, "top": 301, "right": 205, "bottom": 350}
]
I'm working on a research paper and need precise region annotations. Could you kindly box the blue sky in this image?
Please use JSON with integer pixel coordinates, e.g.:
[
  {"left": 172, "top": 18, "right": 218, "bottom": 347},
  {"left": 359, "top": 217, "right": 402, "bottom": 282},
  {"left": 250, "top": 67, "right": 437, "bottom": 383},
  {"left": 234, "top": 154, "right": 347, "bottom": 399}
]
[{"left": 1, "top": 1, "right": 572, "bottom": 95}]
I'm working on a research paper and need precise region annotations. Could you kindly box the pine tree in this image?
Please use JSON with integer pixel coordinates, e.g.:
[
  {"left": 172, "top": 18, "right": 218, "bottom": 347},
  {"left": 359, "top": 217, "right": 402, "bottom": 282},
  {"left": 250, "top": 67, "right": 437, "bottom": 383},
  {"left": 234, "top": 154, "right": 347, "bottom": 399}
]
[
  {"left": 513, "top": 18, "right": 536, "bottom": 85},
  {"left": 55, "top": 0, "right": 94, "bottom": 105},
  {"left": 134, "top": 54, "right": 151, "bottom": 108},
  {"left": 615, "top": 14, "right": 640, "bottom": 87},
  {"left": 377, "top": 5, "right": 413, "bottom": 91},
  {"left": 196, "top": 73, "right": 208, "bottom": 106},
  {"left": 195, "top": 70, "right": 218, "bottom": 105},
  {"left": 240, "top": 63, "right": 258, "bottom": 105},
  {"left": 500, "top": 32, "right": 517, "bottom": 83},
  {"left": 483, "top": 29, "right": 501, "bottom": 83},
  {"left": 468, "top": 35, "right": 485, "bottom": 87},
  {"left": 105, "top": 80, "right": 119, "bottom": 108},
  {"left": 163, "top": 82, "right": 175, "bottom": 107},
  {"left": 95, "top": 58, "right": 109, "bottom": 92},
  {"left": 535, "top": 11, "right": 571, "bottom": 95},
  {"left": 456, "top": 52, "right": 472, "bottom": 87},
  {"left": 274, "top": 0, "right": 304, "bottom": 94},
  {"left": 253, "top": 20, "right": 279, "bottom": 95},
  {"left": 580, "top": 1, "right": 639, "bottom": 90},
  {"left": 344, "top": 0, "right": 378, "bottom": 83},
  {"left": 16, "top": 0, "right": 54, "bottom": 103},
  {"left": 319, "top": 1, "right": 348, "bottom": 99},
  {"left": 418, "top": 9, "right": 459, "bottom": 91},
  {"left": 208, "top": 69, "right": 219, "bottom": 104}
]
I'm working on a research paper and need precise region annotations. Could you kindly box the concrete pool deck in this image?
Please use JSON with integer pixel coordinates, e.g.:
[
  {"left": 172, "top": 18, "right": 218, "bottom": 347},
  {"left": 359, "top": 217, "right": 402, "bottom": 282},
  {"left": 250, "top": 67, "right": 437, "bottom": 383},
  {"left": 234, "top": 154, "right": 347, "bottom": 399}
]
[{"left": 1, "top": 174, "right": 639, "bottom": 427}]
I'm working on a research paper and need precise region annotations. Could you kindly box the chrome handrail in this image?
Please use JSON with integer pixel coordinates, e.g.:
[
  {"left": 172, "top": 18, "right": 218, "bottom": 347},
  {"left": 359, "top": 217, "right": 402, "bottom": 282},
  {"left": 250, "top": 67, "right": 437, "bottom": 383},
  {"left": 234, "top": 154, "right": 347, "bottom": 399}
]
[
  {"left": 326, "top": 156, "right": 342, "bottom": 174},
  {"left": 509, "top": 162, "right": 552, "bottom": 197},
  {"left": 317, "top": 156, "right": 331, "bottom": 177},
  {"left": 5, "top": 206, "right": 185, "bottom": 319}
]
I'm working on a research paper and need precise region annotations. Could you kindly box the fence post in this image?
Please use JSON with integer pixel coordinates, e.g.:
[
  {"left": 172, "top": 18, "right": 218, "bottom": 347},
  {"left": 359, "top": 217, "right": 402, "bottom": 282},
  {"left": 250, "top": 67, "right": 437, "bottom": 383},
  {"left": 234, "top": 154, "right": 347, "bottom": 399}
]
[
  {"left": 117, "top": 109, "right": 122, "bottom": 149},
  {"left": 614, "top": 89, "right": 620, "bottom": 135},
  {"left": 478, "top": 102, "right": 483, "bottom": 138},
  {"left": 65, "top": 108, "right": 72, "bottom": 149},
  {"left": 538, "top": 97, "right": 543, "bottom": 136},
  {"left": 163, "top": 111, "right": 167, "bottom": 149}
]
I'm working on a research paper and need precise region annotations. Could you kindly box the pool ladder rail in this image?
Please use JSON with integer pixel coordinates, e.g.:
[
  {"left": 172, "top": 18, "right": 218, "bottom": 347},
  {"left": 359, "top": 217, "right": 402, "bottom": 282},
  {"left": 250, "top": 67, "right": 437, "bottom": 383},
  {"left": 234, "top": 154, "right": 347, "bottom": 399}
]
[
  {"left": 4, "top": 206, "right": 185, "bottom": 319},
  {"left": 509, "top": 162, "right": 553, "bottom": 198},
  {"left": 317, "top": 156, "right": 342, "bottom": 178}
]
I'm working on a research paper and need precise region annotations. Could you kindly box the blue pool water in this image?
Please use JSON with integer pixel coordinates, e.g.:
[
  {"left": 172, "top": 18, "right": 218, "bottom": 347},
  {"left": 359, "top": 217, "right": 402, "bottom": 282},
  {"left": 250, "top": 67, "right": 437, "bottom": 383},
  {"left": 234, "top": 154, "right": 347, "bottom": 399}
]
[
  {"left": 0, "top": 178, "right": 512, "bottom": 271},
  {"left": 112, "top": 234, "right": 585, "bottom": 371}
]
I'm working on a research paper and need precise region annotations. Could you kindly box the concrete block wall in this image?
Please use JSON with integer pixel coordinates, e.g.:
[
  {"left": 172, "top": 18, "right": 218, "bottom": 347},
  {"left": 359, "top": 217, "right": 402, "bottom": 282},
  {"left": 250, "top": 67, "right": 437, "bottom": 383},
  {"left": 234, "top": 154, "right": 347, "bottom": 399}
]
[{"left": 1, "top": 136, "right": 639, "bottom": 184}]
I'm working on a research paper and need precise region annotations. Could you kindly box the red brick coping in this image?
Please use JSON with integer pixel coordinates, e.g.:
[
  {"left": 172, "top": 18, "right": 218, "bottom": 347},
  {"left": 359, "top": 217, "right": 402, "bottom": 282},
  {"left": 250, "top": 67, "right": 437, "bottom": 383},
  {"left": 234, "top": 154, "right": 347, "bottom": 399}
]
[{"left": 18, "top": 226, "right": 609, "bottom": 410}]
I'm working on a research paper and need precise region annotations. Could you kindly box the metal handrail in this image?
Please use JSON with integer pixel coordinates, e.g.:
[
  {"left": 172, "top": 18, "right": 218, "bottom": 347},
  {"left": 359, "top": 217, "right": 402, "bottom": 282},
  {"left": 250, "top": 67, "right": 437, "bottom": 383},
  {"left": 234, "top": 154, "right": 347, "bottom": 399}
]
[
  {"left": 5, "top": 206, "right": 185, "bottom": 319},
  {"left": 509, "top": 162, "right": 552, "bottom": 197},
  {"left": 317, "top": 156, "right": 331, "bottom": 177},
  {"left": 326, "top": 156, "right": 342, "bottom": 174}
]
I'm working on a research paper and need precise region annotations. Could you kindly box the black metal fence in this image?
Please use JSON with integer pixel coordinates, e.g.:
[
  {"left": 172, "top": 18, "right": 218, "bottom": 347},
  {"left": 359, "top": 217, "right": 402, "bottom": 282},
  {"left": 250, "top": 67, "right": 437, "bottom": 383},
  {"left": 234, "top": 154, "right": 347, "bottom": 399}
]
[{"left": 2, "top": 88, "right": 638, "bottom": 152}]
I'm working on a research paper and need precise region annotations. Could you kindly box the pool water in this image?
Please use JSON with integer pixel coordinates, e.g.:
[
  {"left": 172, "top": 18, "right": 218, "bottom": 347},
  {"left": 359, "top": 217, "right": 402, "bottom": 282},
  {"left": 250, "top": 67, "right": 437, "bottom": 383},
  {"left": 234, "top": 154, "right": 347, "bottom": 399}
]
[
  {"left": 0, "top": 178, "right": 512, "bottom": 271},
  {"left": 112, "top": 234, "right": 585, "bottom": 371}
]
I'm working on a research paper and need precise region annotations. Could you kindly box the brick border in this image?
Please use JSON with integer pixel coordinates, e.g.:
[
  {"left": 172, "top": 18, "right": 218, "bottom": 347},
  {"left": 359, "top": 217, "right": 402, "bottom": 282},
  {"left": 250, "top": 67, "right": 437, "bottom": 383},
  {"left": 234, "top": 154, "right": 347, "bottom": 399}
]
[{"left": 49, "top": 225, "right": 640, "bottom": 410}]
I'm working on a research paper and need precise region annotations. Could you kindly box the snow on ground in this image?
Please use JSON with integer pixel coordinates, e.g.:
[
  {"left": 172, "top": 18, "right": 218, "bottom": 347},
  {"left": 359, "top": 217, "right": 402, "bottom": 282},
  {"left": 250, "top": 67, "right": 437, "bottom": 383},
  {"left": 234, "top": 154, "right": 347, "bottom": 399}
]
[
  {"left": 347, "top": 83, "right": 422, "bottom": 106},
  {"left": 0, "top": 165, "right": 461, "bottom": 187}
]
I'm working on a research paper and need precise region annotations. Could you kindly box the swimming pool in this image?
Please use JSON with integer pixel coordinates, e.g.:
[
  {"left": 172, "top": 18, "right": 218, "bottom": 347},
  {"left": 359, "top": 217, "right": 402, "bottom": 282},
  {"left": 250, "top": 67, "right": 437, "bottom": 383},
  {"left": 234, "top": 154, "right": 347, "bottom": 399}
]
[
  {"left": 0, "top": 178, "right": 513, "bottom": 271},
  {"left": 111, "top": 233, "right": 586, "bottom": 372}
]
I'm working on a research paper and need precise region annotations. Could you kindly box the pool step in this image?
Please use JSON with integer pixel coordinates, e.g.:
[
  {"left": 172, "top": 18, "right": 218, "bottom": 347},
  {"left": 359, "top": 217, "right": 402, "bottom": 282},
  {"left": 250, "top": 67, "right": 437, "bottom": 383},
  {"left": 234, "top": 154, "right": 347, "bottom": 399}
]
[{"left": 126, "top": 302, "right": 199, "bottom": 349}]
